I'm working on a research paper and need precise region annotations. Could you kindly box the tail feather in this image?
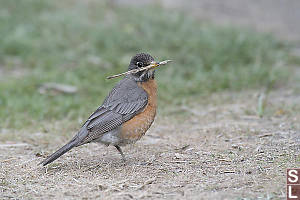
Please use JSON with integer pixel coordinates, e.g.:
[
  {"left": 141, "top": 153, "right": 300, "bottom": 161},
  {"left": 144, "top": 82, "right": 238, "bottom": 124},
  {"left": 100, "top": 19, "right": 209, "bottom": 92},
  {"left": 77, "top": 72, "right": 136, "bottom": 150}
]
[
  {"left": 39, "top": 139, "right": 78, "bottom": 166},
  {"left": 39, "top": 122, "right": 89, "bottom": 166}
]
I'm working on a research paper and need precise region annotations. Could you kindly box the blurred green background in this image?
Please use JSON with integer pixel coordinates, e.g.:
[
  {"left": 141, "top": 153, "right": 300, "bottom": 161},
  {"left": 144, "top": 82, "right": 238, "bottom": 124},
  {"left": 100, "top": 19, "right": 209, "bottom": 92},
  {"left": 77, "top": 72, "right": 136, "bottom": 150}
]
[{"left": 0, "top": 0, "right": 291, "bottom": 129}]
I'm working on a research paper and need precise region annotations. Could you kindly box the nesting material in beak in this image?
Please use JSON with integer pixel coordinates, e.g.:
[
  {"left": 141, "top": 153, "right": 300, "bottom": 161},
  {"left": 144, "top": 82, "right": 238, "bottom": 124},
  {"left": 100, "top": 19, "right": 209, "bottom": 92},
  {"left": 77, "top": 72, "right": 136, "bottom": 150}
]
[{"left": 106, "top": 60, "right": 172, "bottom": 80}]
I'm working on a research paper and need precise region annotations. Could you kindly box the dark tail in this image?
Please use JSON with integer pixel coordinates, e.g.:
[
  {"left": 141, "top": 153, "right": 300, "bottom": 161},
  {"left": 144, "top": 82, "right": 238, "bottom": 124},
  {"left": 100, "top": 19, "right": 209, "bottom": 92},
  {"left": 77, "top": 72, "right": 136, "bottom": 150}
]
[
  {"left": 39, "top": 122, "right": 89, "bottom": 166},
  {"left": 39, "top": 138, "right": 78, "bottom": 166}
]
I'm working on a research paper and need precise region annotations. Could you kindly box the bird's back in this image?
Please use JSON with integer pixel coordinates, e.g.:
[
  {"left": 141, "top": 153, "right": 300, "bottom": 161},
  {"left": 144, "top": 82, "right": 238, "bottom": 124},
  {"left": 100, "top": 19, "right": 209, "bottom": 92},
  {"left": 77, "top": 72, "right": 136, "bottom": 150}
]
[{"left": 77, "top": 76, "right": 151, "bottom": 145}]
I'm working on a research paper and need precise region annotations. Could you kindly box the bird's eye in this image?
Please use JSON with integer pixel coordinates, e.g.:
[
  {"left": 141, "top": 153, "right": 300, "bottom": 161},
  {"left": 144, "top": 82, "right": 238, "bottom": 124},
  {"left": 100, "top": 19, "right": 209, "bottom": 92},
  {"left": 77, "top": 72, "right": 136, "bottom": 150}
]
[{"left": 136, "top": 62, "right": 143, "bottom": 67}]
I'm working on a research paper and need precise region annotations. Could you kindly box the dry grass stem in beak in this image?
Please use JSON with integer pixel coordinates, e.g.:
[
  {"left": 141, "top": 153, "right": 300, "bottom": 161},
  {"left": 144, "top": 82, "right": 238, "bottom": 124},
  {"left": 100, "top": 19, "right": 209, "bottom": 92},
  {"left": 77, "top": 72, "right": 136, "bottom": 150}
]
[{"left": 106, "top": 60, "right": 172, "bottom": 79}]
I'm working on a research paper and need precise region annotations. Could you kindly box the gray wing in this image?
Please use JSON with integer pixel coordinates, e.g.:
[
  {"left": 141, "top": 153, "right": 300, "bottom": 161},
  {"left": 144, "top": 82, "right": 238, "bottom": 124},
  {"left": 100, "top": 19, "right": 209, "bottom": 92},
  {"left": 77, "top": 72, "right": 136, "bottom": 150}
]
[{"left": 76, "top": 77, "right": 148, "bottom": 145}]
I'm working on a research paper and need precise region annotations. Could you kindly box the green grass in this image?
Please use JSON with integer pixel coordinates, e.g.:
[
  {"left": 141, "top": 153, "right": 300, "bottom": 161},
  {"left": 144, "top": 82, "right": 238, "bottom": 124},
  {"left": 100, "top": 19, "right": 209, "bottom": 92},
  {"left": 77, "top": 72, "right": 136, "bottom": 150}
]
[{"left": 0, "top": 0, "right": 289, "bottom": 129}]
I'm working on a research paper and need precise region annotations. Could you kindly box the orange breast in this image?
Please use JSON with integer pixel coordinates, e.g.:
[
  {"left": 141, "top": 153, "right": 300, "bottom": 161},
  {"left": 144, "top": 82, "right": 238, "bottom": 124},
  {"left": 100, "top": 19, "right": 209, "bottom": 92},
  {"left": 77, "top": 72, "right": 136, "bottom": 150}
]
[{"left": 120, "top": 79, "right": 157, "bottom": 143}]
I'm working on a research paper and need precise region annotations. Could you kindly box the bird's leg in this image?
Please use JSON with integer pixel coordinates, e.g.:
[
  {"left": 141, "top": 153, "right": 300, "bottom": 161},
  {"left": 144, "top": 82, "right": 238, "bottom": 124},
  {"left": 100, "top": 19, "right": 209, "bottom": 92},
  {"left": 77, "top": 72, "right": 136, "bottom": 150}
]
[{"left": 114, "top": 145, "right": 126, "bottom": 162}]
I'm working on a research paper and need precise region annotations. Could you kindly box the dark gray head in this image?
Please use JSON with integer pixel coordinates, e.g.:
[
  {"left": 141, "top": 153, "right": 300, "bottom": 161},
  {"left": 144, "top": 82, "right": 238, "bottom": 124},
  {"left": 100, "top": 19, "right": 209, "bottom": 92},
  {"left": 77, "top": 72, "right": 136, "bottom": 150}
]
[{"left": 128, "top": 53, "right": 156, "bottom": 82}]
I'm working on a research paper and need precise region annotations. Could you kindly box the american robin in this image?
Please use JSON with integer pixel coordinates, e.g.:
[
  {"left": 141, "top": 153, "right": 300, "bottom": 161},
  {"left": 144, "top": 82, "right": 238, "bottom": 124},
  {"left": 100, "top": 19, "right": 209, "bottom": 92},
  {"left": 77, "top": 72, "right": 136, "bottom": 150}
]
[{"left": 40, "top": 53, "right": 164, "bottom": 166}]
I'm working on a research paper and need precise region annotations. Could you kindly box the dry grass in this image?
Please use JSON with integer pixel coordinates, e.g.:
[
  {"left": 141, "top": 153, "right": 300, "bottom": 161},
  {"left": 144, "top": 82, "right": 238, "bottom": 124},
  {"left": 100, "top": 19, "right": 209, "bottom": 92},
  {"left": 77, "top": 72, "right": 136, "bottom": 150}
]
[{"left": 1, "top": 88, "right": 299, "bottom": 200}]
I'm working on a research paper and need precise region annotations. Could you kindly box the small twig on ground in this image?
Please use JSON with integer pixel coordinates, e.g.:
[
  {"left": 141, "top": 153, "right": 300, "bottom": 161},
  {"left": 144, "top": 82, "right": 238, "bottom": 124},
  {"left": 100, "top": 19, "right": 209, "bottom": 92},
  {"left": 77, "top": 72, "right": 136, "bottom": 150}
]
[
  {"left": 136, "top": 177, "right": 156, "bottom": 190},
  {"left": 84, "top": 164, "right": 101, "bottom": 172},
  {"left": 223, "top": 170, "right": 235, "bottom": 173},
  {"left": 258, "top": 134, "right": 273, "bottom": 138},
  {"left": 169, "top": 160, "right": 188, "bottom": 163},
  {"left": 175, "top": 144, "right": 190, "bottom": 151},
  {"left": 219, "top": 159, "right": 232, "bottom": 162},
  {"left": 112, "top": 179, "right": 130, "bottom": 187}
]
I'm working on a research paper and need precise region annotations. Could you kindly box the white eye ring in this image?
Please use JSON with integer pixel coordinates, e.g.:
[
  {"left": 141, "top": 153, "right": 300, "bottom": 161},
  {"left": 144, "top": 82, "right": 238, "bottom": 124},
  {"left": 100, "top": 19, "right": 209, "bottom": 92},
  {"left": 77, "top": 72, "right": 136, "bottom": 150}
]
[{"left": 136, "top": 62, "right": 143, "bottom": 67}]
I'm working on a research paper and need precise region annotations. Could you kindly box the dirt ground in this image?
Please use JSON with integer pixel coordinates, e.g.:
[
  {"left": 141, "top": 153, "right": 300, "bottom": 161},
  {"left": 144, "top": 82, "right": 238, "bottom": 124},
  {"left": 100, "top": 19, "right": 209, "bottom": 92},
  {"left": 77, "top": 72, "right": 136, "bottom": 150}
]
[
  {"left": 1, "top": 87, "right": 299, "bottom": 199},
  {"left": 1, "top": 1, "right": 300, "bottom": 199}
]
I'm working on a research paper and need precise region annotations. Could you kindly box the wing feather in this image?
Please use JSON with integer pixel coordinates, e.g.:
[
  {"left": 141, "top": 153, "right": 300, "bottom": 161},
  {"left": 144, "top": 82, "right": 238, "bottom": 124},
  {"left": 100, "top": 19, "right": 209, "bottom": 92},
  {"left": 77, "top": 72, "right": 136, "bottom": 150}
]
[{"left": 77, "top": 77, "right": 148, "bottom": 145}]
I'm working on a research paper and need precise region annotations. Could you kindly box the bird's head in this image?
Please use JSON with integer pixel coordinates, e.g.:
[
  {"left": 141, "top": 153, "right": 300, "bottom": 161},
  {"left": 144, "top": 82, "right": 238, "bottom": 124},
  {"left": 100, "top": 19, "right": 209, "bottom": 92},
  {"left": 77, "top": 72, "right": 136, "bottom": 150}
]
[{"left": 128, "top": 53, "right": 159, "bottom": 81}]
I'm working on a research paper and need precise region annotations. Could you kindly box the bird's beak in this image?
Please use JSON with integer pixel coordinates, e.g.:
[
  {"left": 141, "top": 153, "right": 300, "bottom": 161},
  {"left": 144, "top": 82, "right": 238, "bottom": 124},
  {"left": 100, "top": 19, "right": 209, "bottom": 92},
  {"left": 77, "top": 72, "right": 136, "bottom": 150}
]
[
  {"left": 149, "top": 60, "right": 172, "bottom": 69},
  {"left": 149, "top": 61, "right": 160, "bottom": 69}
]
